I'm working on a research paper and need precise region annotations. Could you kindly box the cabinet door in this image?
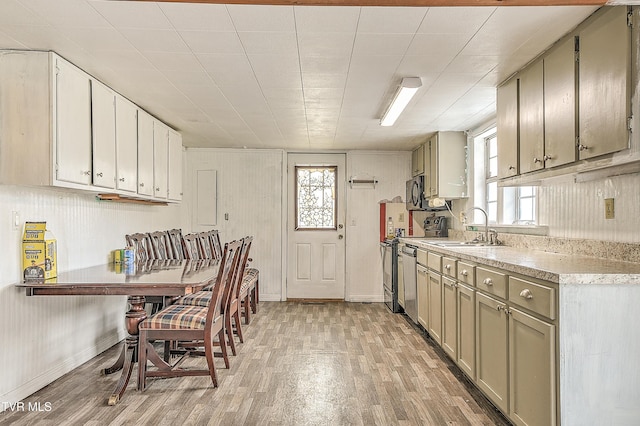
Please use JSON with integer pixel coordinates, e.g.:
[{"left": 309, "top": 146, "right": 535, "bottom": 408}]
[
  {"left": 436, "top": 132, "right": 468, "bottom": 199},
  {"left": 497, "top": 77, "right": 519, "bottom": 178},
  {"left": 519, "top": 59, "right": 544, "bottom": 174},
  {"left": 476, "top": 292, "right": 508, "bottom": 413},
  {"left": 428, "top": 134, "right": 438, "bottom": 197},
  {"left": 167, "top": 130, "right": 183, "bottom": 201},
  {"left": 153, "top": 121, "right": 169, "bottom": 200},
  {"left": 137, "top": 110, "right": 154, "bottom": 196},
  {"left": 441, "top": 276, "right": 458, "bottom": 359},
  {"left": 544, "top": 36, "right": 576, "bottom": 169},
  {"left": 457, "top": 283, "right": 475, "bottom": 380},
  {"left": 412, "top": 144, "right": 424, "bottom": 176},
  {"left": 578, "top": 6, "right": 630, "bottom": 159},
  {"left": 427, "top": 271, "right": 442, "bottom": 345},
  {"left": 397, "top": 254, "right": 405, "bottom": 308},
  {"left": 417, "top": 264, "right": 429, "bottom": 329},
  {"left": 55, "top": 58, "right": 92, "bottom": 185},
  {"left": 91, "top": 80, "right": 116, "bottom": 189},
  {"left": 115, "top": 96, "right": 138, "bottom": 193},
  {"left": 509, "top": 308, "right": 556, "bottom": 426}
]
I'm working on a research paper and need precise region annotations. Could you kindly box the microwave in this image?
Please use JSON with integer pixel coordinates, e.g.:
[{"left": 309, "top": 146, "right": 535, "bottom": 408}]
[{"left": 406, "top": 176, "right": 425, "bottom": 210}]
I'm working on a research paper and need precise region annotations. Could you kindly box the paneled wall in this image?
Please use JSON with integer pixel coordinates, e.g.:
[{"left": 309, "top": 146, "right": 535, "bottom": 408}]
[
  {"left": 184, "top": 149, "right": 285, "bottom": 301},
  {"left": 0, "top": 184, "right": 183, "bottom": 407}
]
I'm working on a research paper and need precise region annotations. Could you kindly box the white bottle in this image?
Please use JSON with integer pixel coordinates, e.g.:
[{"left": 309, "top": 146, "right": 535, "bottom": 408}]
[{"left": 387, "top": 217, "right": 394, "bottom": 239}]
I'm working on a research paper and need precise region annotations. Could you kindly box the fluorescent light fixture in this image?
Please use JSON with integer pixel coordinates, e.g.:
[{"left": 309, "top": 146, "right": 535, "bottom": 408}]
[{"left": 380, "top": 77, "right": 422, "bottom": 127}]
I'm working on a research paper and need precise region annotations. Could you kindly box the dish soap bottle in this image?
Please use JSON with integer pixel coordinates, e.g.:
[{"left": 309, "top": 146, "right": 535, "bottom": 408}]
[{"left": 387, "top": 217, "right": 394, "bottom": 239}]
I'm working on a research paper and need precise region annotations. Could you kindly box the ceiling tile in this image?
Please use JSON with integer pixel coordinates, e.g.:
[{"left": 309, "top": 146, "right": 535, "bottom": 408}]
[
  {"left": 418, "top": 7, "right": 495, "bottom": 34},
  {"left": 24, "top": 0, "right": 111, "bottom": 28},
  {"left": 300, "top": 55, "right": 350, "bottom": 75},
  {"left": 227, "top": 5, "right": 295, "bottom": 32},
  {"left": 180, "top": 31, "right": 244, "bottom": 54},
  {"left": 445, "top": 55, "right": 499, "bottom": 74},
  {"left": 301, "top": 73, "right": 347, "bottom": 89},
  {"left": 294, "top": 6, "right": 360, "bottom": 33},
  {"left": 58, "top": 27, "right": 135, "bottom": 52},
  {"left": 89, "top": 0, "right": 172, "bottom": 30},
  {"left": 120, "top": 28, "right": 190, "bottom": 53},
  {"left": 406, "top": 33, "right": 470, "bottom": 57},
  {"left": 297, "top": 32, "right": 355, "bottom": 57},
  {"left": 357, "top": 7, "right": 428, "bottom": 34},
  {"left": 198, "top": 53, "right": 255, "bottom": 86},
  {"left": 0, "top": 0, "right": 48, "bottom": 26},
  {"left": 159, "top": 3, "right": 235, "bottom": 32},
  {"left": 143, "top": 52, "right": 202, "bottom": 71},
  {"left": 237, "top": 32, "right": 297, "bottom": 55},
  {"left": 396, "top": 55, "right": 454, "bottom": 75},
  {"left": 352, "top": 33, "right": 414, "bottom": 56}
]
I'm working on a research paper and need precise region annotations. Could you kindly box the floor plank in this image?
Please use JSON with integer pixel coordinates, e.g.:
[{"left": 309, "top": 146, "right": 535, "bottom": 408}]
[{"left": 1, "top": 302, "right": 510, "bottom": 425}]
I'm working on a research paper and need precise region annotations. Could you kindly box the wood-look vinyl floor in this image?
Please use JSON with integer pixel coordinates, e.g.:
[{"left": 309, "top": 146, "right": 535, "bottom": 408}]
[{"left": 1, "top": 302, "right": 511, "bottom": 426}]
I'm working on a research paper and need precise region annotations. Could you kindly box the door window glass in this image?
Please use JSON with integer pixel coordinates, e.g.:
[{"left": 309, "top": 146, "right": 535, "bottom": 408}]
[{"left": 295, "top": 166, "right": 337, "bottom": 230}]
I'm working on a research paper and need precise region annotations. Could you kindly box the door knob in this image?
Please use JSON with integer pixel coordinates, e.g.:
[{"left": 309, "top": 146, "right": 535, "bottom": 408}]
[
  {"left": 338, "top": 235, "right": 344, "bottom": 240},
  {"left": 338, "top": 224, "right": 344, "bottom": 229}
]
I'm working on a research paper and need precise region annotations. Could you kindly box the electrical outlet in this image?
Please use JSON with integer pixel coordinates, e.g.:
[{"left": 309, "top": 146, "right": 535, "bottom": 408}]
[
  {"left": 12, "top": 211, "right": 20, "bottom": 230},
  {"left": 605, "top": 198, "right": 615, "bottom": 219},
  {"left": 398, "top": 212, "right": 404, "bottom": 222}
]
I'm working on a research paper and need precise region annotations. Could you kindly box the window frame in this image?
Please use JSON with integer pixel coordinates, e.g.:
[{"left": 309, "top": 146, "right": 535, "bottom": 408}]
[{"left": 294, "top": 165, "right": 338, "bottom": 231}]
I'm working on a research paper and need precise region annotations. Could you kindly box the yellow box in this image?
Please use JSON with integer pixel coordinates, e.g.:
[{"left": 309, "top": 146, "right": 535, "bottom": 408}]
[{"left": 22, "top": 222, "right": 57, "bottom": 281}]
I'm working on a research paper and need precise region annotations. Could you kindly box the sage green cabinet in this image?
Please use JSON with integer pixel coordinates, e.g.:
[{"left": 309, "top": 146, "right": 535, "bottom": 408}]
[
  {"left": 456, "top": 283, "right": 475, "bottom": 380},
  {"left": 427, "top": 271, "right": 442, "bottom": 345},
  {"left": 518, "top": 59, "right": 544, "bottom": 174},
  {"left": 578, "top": 6, "right": 631, "bottom": 159},
  {"left": 496, "top": 77, "right": 519, "bottom": 179},
  {"left": 543, "top": 36, "right": 576, "bottom": 169},
  {"left": 412, "top": 144, "right": 425, "bottom": 176},
  {"left": 424, "top": 131, "right": 467, "bottom": 199},
  {"left": 417, "top": 263, "right": 429, "bottom": 329},
  {"left": 442, "top": 276, "right": 458, "bottom": 360}
]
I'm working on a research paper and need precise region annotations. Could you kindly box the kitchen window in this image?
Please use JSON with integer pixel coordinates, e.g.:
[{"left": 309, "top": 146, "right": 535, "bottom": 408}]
[{"left": 476, "top": 126, "right": 537, "bottom": 226}]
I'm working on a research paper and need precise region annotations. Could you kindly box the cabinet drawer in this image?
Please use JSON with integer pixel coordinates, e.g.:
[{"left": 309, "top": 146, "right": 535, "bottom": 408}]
[
  {"left": 457, "top": 261, "right": 475, "bottom": 286},
  {"left": 509, "top": 277, "right": 556, "bottom": 320},
  {"left": 428, "top": 252, "right": 442, "bottom": 272},
  {"left": 417, "top": 249, "right": 428, "bottom": 267},
  {"left": 442, "top": 256, "right": 457, "bottom": 279},
  {"left": 476, "top": 266, "right": 507, "bottom": 299}
]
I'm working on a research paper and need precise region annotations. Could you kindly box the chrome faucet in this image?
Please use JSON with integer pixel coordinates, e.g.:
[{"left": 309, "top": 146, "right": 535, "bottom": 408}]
[{"left": 461, "top": 207, "right": 489, "bottom": 244}]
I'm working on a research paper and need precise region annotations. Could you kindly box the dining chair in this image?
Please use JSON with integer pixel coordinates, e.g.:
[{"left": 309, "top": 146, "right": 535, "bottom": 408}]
[
  {"left": 197, "top": 231, "right": 214, "bottom": 259},
  {"left": 177, "top": 236, "right": 251, "bottom": 356},
  {"left": 167, "top": 229, "right": 185, "bottom": 260},
  {"left": 126, "top": 233, "right": 153, "bottom": 261},
  {"left": 182, "top": 233, "right": 202, "bottom": 260},
  {"left": 242, "top": 266, "right": 259, "bottom": 319},
  {"left": 148, "top": 231, "right": 171, "bottom": 260},
  {"left": 208, "top": 230, "right": 223, "bottom": 259},
  {"left": 137, "top": 240, "right": 242, "bottom": 391},
  {"left": 236, "top": 237, "right": 255, "bottom": 324}
]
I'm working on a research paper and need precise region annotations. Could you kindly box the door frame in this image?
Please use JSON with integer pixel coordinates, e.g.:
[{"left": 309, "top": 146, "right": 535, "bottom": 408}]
[{"left": 282, "top": 151, "right": 348, "bottom": 301}]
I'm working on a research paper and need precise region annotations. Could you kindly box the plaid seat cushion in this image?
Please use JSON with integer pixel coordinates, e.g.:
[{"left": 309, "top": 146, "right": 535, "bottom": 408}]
[
  {"left": 243, "top": 268, "right": 259, "bottom": 284},
  {"left": 141, "top": 304, "right": 207, "bottom": 330},
  {"left": 177, "top": 290, "right": 212, "bottom": 308}
]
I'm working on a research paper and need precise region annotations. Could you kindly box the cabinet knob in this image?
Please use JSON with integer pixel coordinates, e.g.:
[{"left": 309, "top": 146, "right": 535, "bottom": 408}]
[
  {"left": 445, "top": 264, "right": 451, "bottom": 270},
  {"left": 508, "top": 165, "right": 516, "bottom": 170},
  {"left": 97, "top": 172, "right": 103, "bottom": 177},
  {"left": 119, "top": 177, "right": 125, "bottom": 182},
  {"left": 533, "top": 157, "right": 542, "bottom": 164},
  {"left": 519, "top": 289, "right": 534, "bottom": 300},
  {"left": 483, "top": 278, "right": 493, "bottom": 286},
  {"left": 543, "top": 154, "right": 553, "bottom": 161},
  {"left": 139, "top": 183, "right": 145, "bottom": 187},
  {"left": 156, "top": 187, "right": 160, "bottom": 192},
  {"left": 461, "top": 270, "right": 468, "bottom": 277},
  {"left": 578, "top": 144, "right": 589, "bottom": 152},
  {"left": 83, "top": 170, "right": 91, "bottom": 176}
]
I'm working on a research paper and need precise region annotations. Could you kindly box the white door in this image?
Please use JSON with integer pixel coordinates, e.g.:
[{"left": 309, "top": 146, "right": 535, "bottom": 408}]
[{"left": 287, "top": 153, "right": 346, "bottom": 299}]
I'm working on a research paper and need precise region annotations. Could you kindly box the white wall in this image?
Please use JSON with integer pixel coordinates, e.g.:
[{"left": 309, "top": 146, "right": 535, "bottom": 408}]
[
  {"left": 346, "top": 151, "right": 411, "bottom": 301},
  {"left": 0, "top": 184, "right": 183, "bottom": 407},
  {"left": 184, "top": 149, "right": 285, "bottom": 301}
]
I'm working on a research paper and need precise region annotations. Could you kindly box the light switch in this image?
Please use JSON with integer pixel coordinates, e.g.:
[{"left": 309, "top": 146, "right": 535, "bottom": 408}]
[
  {"left": 605, "top": 198, "right": 615, "bottom": 219},
  {"left": 12, "top": 211, "right": 20, "bottom": 230}
]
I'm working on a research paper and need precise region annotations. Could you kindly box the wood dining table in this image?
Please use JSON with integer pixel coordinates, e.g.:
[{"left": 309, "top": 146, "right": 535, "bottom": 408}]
[{"left": 16, "top": 258, "right": 220, "bottom": 406}]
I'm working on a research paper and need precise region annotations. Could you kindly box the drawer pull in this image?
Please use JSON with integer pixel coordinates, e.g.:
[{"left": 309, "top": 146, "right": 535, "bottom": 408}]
[
  {"left": 520, "top": 289, "right": 534, "bottom": 300},
  {"left": 461, "top": 270, "right": 468, "bottom": 276},
  {"left": 445, "top": 264, "right": 451, "bottom": 270},
  {"left": 483, "top": 278, "right": 493, "bottom": 286}
]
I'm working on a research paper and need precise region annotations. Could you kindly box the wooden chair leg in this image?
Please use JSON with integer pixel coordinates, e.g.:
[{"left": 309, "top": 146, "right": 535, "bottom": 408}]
[
  {"left": 218, "top": 328, "right": 230, "bottom": 368},
  {"left": 138, "top": 330, "right": 148, "bottom": 391},
  {"left": 225, "top": 315, "right": 237, "bottom": 356},
  {"left": 234, "top": 310, "right": 244, "bottom": 343},
  {"left": 203, "top": 335, "right": 218, "bottom": 388}
]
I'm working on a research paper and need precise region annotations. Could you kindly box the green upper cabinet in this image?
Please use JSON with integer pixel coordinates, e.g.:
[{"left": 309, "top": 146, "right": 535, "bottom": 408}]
[
  {"left": 496, "top": 76, "right": 519, "bottom": 179},
  {"left": 578, "top": 6, "right": 631, "bottom": 160},
  {"left": 412, "top": 143, "right": 425, "bottom": 176},
  {"left": 518, "top": 59, "right": 544, "bottom": 174},
  {"left": 544, "top": 36, "right": 577, "bottom": 169}
]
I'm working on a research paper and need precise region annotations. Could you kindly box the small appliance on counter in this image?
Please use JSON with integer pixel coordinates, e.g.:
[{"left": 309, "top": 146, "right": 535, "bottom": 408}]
[{"left": 423, "top": 215, "right": 448, "bottom": 238}]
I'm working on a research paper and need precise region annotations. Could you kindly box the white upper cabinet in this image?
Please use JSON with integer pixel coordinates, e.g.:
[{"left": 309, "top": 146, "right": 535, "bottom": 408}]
[
  {"left": 54, "top": 56, "right": 93, "bottom": 186},
  {"left": 578, "top": 6, "right": 631, "bottom": 159},
  {"left": 115, "top": 96, "right": 138, "bottom": 193},
  {"left": 137, "top": 110, "right": 155, "bottom": 197},
  {"left": 424, "top": 131, "right": 468, "bottom": 199},
  {"left": 91, "top": 80, "right": 116, "bottom": 189},
  {"left": 496, "top": 76, "right": 519, "bottom": 179},
  {"left": 153, "top": 120, "right": 169, "bottom": 200},
  {"left": 168, "top": 130, "right": 183, "bottom": 201}
]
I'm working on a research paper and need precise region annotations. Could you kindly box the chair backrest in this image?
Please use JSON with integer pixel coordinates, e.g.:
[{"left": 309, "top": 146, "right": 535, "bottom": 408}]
[
  {"left": 233, "top": 236, "right": 253, "bottom": 299},
  {"left": 208, "top": 230, "right": 223, "bottom": 260},
  {"left": 148, "top": 231, "right": 170, "bottom": 260},
  {"left": 206, "top": 239, "right": 242, "bottom": 323},
  {"left": 197, "top": 232, "right": 214, "bottom": 259},
  {"left": 166, "top": 229, "right": 185, "bottom": 260},
  {"left": 126, "top": 233, "right": 152, "bottom": 261},
  {"left": 182, "top": 233, "right": 202, "bottom": 260}
]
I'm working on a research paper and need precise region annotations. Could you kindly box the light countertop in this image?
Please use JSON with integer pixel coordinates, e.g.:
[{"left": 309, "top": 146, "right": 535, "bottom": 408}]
[{"left": 399, "top": 238, "right": 640, "bottom": 285}]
